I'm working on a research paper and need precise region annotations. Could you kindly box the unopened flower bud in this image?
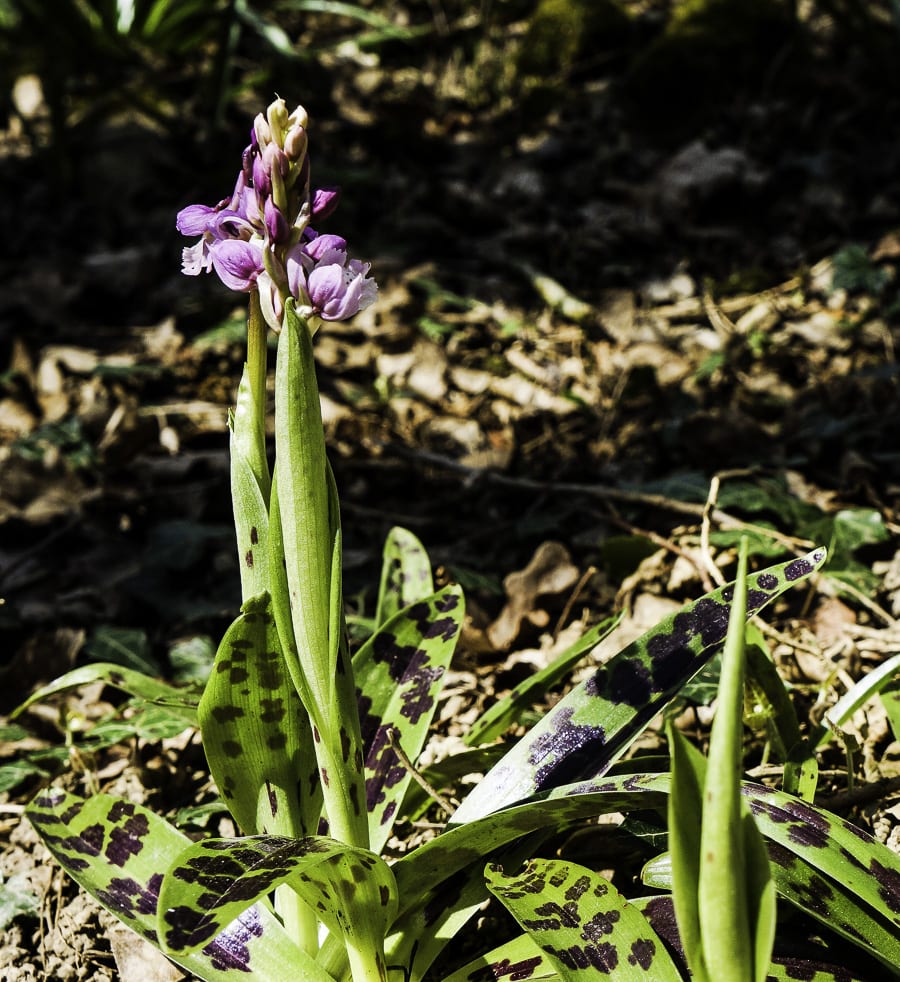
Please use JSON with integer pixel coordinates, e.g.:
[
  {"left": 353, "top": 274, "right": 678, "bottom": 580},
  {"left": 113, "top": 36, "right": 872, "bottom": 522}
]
[
  {"left": 284, "top": 124, "right": 307, "bottom": 162},
  {"left": 264, "top": 197, "right": 289, "bottom": 244},
  {"left": 252, "top": 154, "right": 271, "bottom": 197},
  {"left": 254, "top": 113, "right": 271, "bottom": 149},
  {"left": 266, "top": 97, "right": 290, "bottom": 144}
]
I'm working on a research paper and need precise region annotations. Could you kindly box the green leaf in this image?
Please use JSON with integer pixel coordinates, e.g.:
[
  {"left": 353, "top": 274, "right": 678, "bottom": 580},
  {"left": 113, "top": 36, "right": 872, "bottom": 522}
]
[
  {"left": 880, "top": 678, "right": 900, "bottom": 743},
  {"left": 26, "top": 788, "right": 319, "bottom": 981},
  {"left": 451, "top": 548, "right": 827, "bottom": 823},
  {"left": 440, "top": 934, "right": 558, "bottom": 982},
  {"left": 464, "top": 614, "right": 621, "bottom": 747},
  {"left": 816, "top": 651, "right": 900, "bottom": 748},
  {"left": 158, "top": 834, "right": 396, "bottom": 967},
  {"left": 353, "top": 585, "right": 464, "bottom": 852},
  {"left": 374, "top": 526, "right": 435, "bottom": 629},
  {"left": 230, "top": 358, "right": 271, "bottom": 603},
  {"left": 697, "top": 540, "right": 757, "bottom": 982},
  {"left": 485, "top": 858, "right": 682, "bottom": 980},
  {"left": 666, "top": 725, "right": 707, "bottom": 982},
  {"left": 84, "top": 626, "right": 157, "bottom": 675},
  {"left": 273, "top": 302, "right": 334, "bottom": 708},
  {"left": 0, "top": 873, "right": 40, "bottom": 929},
  {"left": 198, "top": 592, "right": 317, "bottom": 838},
  {"left": 13, "top": 662, "right": 198, "bottom": 726}
]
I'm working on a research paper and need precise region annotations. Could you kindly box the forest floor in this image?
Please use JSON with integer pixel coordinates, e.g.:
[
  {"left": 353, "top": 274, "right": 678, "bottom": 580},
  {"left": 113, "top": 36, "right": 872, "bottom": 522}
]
[{"left": 1, "top": 3, "right": 899, "bottom": 979}]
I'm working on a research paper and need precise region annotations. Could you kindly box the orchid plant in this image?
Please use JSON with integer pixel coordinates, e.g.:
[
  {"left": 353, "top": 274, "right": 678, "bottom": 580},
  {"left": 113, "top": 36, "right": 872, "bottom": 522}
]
[{"left": 18, "top": 99, "right": 900, "bottom": 982}]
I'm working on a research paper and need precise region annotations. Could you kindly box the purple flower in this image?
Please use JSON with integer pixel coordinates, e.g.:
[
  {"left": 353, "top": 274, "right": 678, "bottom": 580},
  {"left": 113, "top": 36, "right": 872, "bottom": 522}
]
[
  {"left": 210, "top": 240, "right": 264, "bottom": 292},
  {"left": 308, "top": 259, "right": 377, "bottom": 320},
  {"left": 177, "top": 97, "right": 376, "bottom": 326}
]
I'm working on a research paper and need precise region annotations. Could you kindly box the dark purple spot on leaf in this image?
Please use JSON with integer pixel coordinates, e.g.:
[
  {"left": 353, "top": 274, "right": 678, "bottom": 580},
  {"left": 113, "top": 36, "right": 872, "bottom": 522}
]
[
  {"left": 212, "top": 705, "right": 245, "bottom": 723},
  {"left": 628, "top": 937, "right": 655, "bottom": 969}
]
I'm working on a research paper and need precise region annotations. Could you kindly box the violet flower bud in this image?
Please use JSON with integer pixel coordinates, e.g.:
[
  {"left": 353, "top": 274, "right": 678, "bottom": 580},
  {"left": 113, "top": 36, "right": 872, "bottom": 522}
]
[
  {"left": 311, "top": 187, "right": 340, "bottom": 220},
  {"left": 264, "top": 197, "right": 289, "bottom": 245}
]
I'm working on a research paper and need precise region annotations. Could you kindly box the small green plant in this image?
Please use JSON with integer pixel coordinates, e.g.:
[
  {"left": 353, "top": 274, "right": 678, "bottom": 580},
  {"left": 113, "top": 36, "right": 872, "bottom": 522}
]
[{"left": 16, "top": 97, "right": 900, "bottom": 982}]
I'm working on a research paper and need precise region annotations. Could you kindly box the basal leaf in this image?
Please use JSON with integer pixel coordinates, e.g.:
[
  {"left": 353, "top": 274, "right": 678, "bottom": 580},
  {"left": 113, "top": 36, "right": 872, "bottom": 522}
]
[
  {"left": 452, "top": 549, "right": 827, "bottom": 823},
  {"left": 158, "top": 833, "right": 396, "bottom": 964},
  {"left": 25, "top": 788, "right": 318, "bottom": 982},
  {"left": 486, "top": 858, "right": 682, "bottom": 980},
  {"left": 198, "top": 591, "right": 317, "bottom": 838},
  {"left": 375, "top": 526, "right": 435, "bottom": 629},
  {"left": 744, "top": 784, "right": 900, "bottom": 969},
  {"left": 441, "top": 933, "right": 558, "bottom": 982},
  {"left": 354, "top": 584, "right": 464, "bottom": 852},
  {"left": 635, "top": 893, "right": 876, "bottom": 982},
  {"left": 465, "top": 615, "right": 621, "bottom": 748}
]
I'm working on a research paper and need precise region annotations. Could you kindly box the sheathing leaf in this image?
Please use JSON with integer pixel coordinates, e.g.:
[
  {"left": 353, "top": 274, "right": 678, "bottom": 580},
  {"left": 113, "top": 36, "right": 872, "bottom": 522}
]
[
  {"left": 25, "top": 788, "right": 319, "bottom": 981},
  {"left": 353, "top": 584, "right": 464, "bottom": 851},
  {"left": 452, "top": 549, "right": 826, "bottom": 823},
  {"left": 486, "top": 858, "right": 682, "bottom": 980},
  {"left": 198, "top": 592, "right": 318, "bottom": 837},
  {"left": 230, "top": 363, "right": 271, "bottom": 602},
  {"left": 375, "top": 526, "right": 435, "bottom": 628},
  {"left": 158, "top": 833, "right": 397, "bottom": 960}
]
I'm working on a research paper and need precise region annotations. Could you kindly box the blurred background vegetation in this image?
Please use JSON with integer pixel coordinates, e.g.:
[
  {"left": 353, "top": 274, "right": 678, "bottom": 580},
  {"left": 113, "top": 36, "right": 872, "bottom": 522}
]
[{"left": 1, "top": 0, "right": 899, "bottom": 336}]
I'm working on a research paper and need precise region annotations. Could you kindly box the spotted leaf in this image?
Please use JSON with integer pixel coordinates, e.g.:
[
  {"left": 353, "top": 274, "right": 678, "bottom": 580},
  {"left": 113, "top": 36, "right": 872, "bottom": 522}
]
[
  {"left": 485, "top": 858, "right": 681, "bottom": 980},
  {"left": 637, "top": 893, "right": 878, "bottom": 982},
  {"left": 440, "top": 933, "right": 557, "bottom": 982},
  {"left": 25, "top": 788, "right": 324, "bottom": 981},
  {"left": 743, "top": 783, "right": 900, "bottom": 969},
  {"left": 353, "top": 584, "right": 464, "bottom": 852},
  {"left": 451, "top": 548, "right": 827, "bottom": 823},
  {"left": 199, "top": 591, "right": 318, "bottom": 838},
  {"left": 375, "top": 526, "right": 435, "bottom": 629},
  {"left": 464, "top": 614, "right": 621, "bottom": 748},
  {"left": 158, "top": 833, "right": 397, "bottom": 962}
]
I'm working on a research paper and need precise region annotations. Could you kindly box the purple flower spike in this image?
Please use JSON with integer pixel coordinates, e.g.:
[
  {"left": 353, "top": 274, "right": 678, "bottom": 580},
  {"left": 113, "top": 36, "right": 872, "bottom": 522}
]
[{"left": 177, "top": 97, "right": 376, "bottom": 327}]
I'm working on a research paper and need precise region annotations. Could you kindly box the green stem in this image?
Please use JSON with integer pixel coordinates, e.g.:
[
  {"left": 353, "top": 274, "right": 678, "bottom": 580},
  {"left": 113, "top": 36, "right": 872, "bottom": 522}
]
[{"left": 275, "top": 883, "right": 319, "bottom": 957}]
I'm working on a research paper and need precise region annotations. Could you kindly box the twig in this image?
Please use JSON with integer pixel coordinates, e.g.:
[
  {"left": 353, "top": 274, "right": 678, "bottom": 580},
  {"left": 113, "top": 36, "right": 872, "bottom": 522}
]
[
  {"left": 386, "top": 727, "right": 456, "bottom": 815},
  {"left": 553, "top": 565, "right": 597, "bottom": 639},
  {"left": 387, "top": 444, "right": 814, "bottom": 552},
  {"left": 814, "top": 775, "right": 900, "bottom": 813},
  {"left": 701, "top": 475, "right": 726, "bottom": 588}
]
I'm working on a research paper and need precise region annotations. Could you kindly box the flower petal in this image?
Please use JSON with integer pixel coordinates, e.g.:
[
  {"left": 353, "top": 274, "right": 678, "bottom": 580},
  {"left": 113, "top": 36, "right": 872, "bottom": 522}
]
[{"left": 210, "top": 240, "right": 264, "bottom": 292}]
